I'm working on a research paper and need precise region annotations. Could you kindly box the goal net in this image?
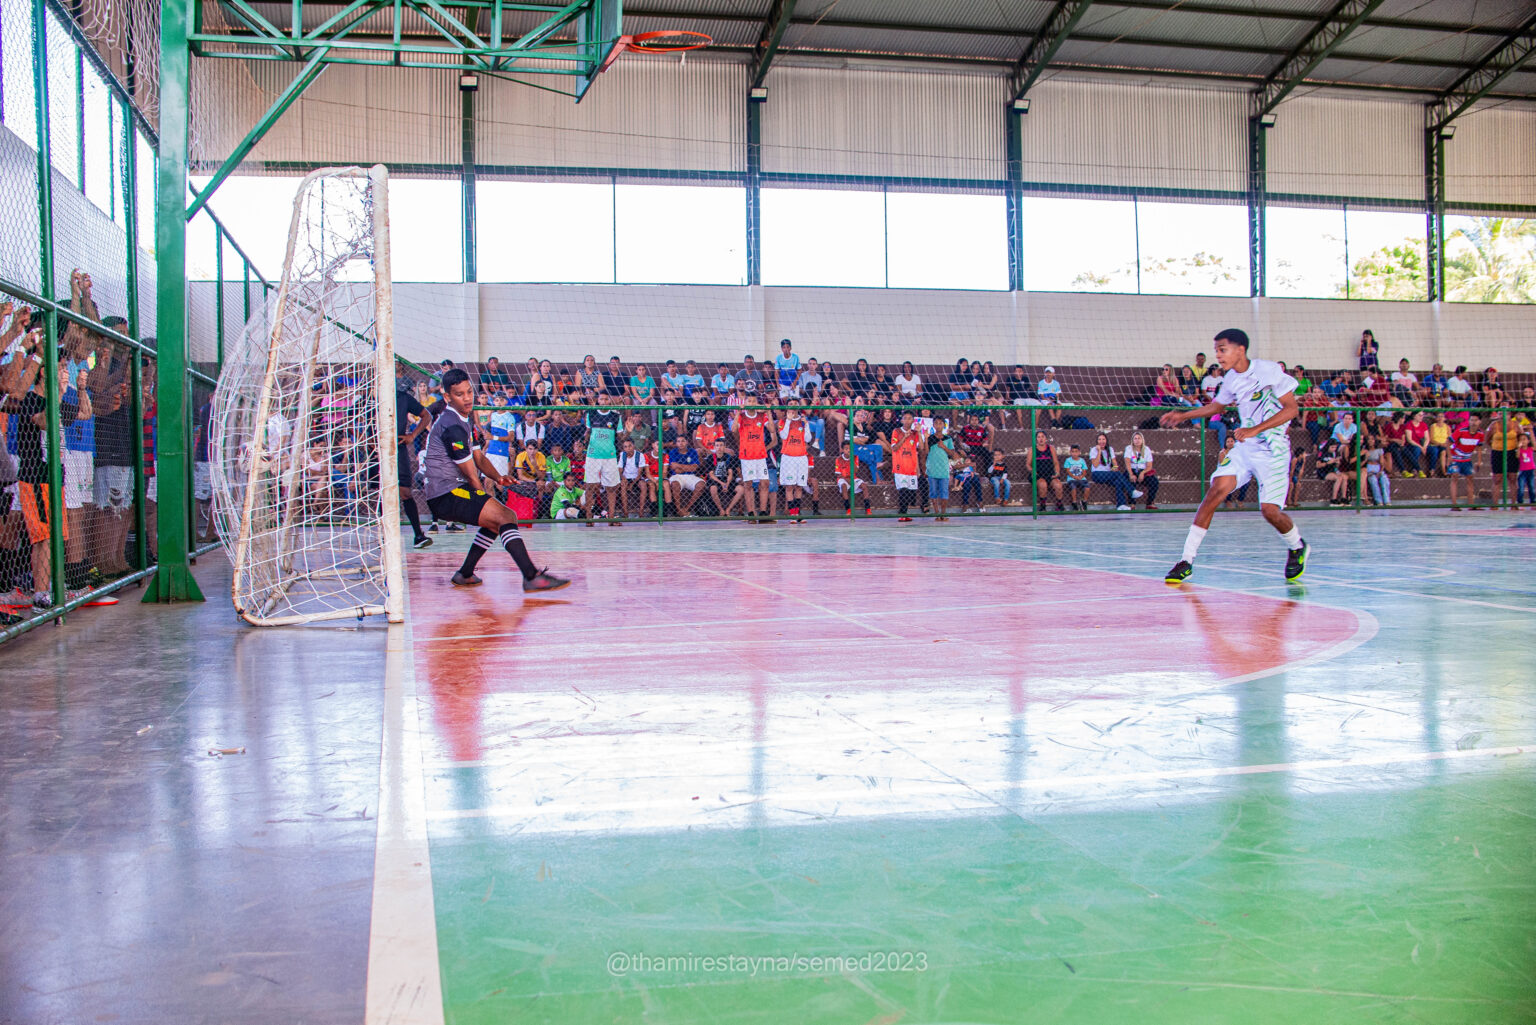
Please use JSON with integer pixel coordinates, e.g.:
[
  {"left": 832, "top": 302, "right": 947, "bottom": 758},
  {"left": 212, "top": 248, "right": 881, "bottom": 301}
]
[{"left": 210, "top": 165, "right": 404, "bottom": 625}]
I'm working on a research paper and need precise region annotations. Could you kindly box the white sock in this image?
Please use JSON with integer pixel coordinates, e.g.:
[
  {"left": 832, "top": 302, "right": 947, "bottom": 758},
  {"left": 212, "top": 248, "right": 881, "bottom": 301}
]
[
  {"left": 1280, "top": 526, "right": 1304, "bottom": 551},
  {"left": 1181, "top": 525, "right": 1207, "bottom": 563}
]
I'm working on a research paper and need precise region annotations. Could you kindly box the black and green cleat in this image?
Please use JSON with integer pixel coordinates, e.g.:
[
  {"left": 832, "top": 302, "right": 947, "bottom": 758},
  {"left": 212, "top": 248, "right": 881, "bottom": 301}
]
[
  {"left": 1165, "top": 560, "right": 1193, "bottom": 585},
  {"left": 1285, "top": 540, "right": 1310, "bottom": 582}
]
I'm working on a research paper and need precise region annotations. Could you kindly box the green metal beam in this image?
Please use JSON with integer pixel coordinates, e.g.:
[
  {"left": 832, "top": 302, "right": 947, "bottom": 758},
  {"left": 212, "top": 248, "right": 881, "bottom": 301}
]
[
  {"left": 33, "top": 0, "right": 66, "bottom": 610},
  {"left": 750, "top": 0, "right": 797, "bottom": 90},
  {"left": 185, "top": 50, "right": 329, "bottom": 220},
  {"left": 146, "top": 0, "right": 205, "bottom": 603},
  {"left": 1011, "top": 0, "right": 1095, "bottom": 101},
  {"left": 1256, "top": 0, "right": 1387, "bottom": 115},
  {"left": 1428, "top": 11, "right": 1536, "bottom": 130}
]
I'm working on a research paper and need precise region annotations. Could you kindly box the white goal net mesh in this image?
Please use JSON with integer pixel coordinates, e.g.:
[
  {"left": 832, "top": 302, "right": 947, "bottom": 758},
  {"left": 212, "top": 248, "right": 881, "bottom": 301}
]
[{"left": 210, "top": 165, "right": 404, "bottom": 625}]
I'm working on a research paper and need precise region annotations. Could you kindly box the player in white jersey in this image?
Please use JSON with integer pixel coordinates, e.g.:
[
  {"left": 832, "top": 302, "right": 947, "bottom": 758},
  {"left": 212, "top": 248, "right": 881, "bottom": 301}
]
[{"left": 1158, "top": 329, "right": 1309, "bottom": 584}]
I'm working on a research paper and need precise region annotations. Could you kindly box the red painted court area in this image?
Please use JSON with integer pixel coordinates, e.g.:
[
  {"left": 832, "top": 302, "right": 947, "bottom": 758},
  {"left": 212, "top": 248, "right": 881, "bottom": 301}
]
[{"left": 407, "top": 551, "right": 1365, "bottom": 763}]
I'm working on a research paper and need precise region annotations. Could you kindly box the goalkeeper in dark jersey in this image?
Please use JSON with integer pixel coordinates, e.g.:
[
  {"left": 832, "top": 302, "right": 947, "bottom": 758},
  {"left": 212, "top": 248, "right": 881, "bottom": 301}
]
[{"left": 422, "top": 368, "right": 569, "bottom": 592}]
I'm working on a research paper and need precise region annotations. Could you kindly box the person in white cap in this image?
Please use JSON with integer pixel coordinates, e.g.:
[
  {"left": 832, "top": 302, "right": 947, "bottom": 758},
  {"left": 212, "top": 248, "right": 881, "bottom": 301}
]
[{"left": 1037, "top": 367, "right": 1062, "bottom": 404}]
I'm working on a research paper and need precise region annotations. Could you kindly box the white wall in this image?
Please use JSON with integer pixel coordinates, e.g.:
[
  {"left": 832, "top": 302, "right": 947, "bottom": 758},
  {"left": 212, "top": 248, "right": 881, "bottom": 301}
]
[{"left": 237, "top": 281, "right": 1532, "bottom": 373}]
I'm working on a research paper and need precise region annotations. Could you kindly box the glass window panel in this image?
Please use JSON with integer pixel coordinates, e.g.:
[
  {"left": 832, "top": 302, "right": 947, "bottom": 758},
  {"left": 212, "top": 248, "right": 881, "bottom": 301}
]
[
  {"left": 1137, "top": 201, "right": 1249, "bottom": 297},
  {"left": 44, "top": 10, "right": 78, "bottom": 186},
  {"left": 1021, "top": 196, "right": 1137, "bottom": 293},
  {"left": 389, "top": 178, "right": 462, "bottom": 283},
  {"left": 1340, "top": 209, "right": 1425, "bottom": 301},
  {"left": 1444, "top": 215, "right": 1535, "bottom": 304},
  {"left": 1, "top": 0, "right": 37, "bottom": 147},
  {"left": 477, "top": 180, "right": 615, "bottom": 283},
  {"left": 761, "top": 187, "right": 884, "bottom": 287},
  {"left": 615, "top": 184, "right": 745, "bottom": 284},
  {"left": 1267, "top": 205, "right": 1345, "bottom": 298},
  {"left": 885, "top": 191, "right": 1007, "bottom": 291},
  {"left": 83, "top": 66, "right": 112, "bottom": 213}
]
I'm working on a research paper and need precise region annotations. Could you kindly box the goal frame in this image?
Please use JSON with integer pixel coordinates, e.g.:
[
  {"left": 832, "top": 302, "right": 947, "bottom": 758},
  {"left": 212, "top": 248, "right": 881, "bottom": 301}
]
[{"left": 226, "top": 164, "right": 404, "bottom": 626}]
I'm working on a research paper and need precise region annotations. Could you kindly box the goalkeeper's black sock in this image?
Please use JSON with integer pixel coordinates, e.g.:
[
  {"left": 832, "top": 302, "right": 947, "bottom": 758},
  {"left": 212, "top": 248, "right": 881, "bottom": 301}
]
[
  {"left": 499, "top": 524, "right": 538, "bottom": 581},
  {"left": 459, "top": 528, "right": 495, "bottom": 576},
  {"left": 402, "top": 495, "right": 424, "bottom": 539}
]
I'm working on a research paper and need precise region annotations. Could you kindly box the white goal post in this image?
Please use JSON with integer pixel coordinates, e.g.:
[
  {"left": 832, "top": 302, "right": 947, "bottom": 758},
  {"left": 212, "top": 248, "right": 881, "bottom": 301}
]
[{"left": 210, "top": 165, "right": 405, "bottom": 626}]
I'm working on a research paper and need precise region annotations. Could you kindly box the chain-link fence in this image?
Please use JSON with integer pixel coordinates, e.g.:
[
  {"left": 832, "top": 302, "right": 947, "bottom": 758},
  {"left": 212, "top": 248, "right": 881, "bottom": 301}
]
[
  {"left": 388, "top": 362, "right": 1535, "bottom": 530},
  {"left": 0, "top": 0, "right": 266, "bottom": 643}
]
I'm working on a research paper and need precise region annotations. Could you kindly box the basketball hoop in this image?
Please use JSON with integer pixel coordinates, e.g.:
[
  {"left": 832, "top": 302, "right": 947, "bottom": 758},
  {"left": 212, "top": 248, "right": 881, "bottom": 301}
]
[{"left": 599, "top": 29, "right": 712, "bottom": 71}]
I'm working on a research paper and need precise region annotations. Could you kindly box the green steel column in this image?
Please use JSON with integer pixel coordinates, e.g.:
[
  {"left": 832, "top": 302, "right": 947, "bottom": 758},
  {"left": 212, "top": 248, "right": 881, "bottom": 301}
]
[
  {"left": 214, "top": 231, "right": 224, "bottom": 369},
  {"left": 1030, "top": 407, "right": 1037, "bottom": 519},
  {"left": 1354, "top": 407, "right": 1363, "bottom": 512},
  {"left": 33, "top": 0, "right": 66, "bottom": 608},
  {"left": 123, "top": 95, "right": 148, "bottom": 571},
  {"left": 745, "top": 96, "right": 763, "bottom": 286},
  {"left": 1500, "top": 410, "right": 1509, "bottom": 508},
  {"left": 1247, "top": 116, "right": 1267, "bottom": 298},
  {"left": 145, "top": 0, "right": 204, "bottom": 602},
  {"left": 1006, "top": 105, "right": 1025, "bottom": 293},
  {"left": 462, "top": 69, "right": 477, "bottom": 282},
  {"left": 1425, "top": 124, "right": 1446, "bottom": 302},
  {"left": 655, "top": 407, "right": 664, "bottom": 527}
]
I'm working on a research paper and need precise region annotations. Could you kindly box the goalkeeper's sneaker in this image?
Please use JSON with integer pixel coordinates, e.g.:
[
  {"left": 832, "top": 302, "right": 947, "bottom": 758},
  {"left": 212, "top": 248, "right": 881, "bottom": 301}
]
[
  {"left": 1285, "top": 540, "right": 1310, "bottom": 583},
  {"left": 523, "top": 569, "right": 570, "bottom": 593},
  {"left": 1164, "top": 560, "right": 1193, "bottom": 585}
]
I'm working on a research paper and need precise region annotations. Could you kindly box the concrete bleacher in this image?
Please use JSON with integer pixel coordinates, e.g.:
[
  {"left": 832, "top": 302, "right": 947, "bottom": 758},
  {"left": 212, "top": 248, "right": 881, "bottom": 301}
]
[{"left": 429, "top": 357, "right": 1531, "bottom": 511}]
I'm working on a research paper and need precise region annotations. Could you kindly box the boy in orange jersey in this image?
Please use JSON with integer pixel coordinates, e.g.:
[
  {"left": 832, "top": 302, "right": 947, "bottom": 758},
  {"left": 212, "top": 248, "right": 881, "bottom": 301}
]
[
  {"left": 890, "top": 409, "right": 927, "bottom": 522},
  {"left": 777, "top": 400, "right": 814, "bottom": 523},
  {"left": 736, "top": 404, "right": 773, "bottom": 523}
]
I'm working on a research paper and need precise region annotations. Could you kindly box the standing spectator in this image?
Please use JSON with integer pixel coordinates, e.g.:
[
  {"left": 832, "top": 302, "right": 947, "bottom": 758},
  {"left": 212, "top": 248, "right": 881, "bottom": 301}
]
[
  {"left": 1488, "top": 403, "right": 1520, "bottom": 496},
  {"left": 582, "top": 393, "right": 622, "bottom": 526},
  {"left": 616, "top": 437, "right": 647, "bottom": 518},
  {"left": 710, "top": 363, "right": 735, "bottom": 398},
  {"left": 1357, "top": 328, "right": 1379, "bottom": 370},
  {"left": 777, "top": 404, "right": 813, "bottom": 523},
  {"left": 1036, "top": 366, "right": 1062, "bottom": 404},
  {"left": 1062, "top": 445, "right": 1089, "bottom": 511},
  {"left": 1032, "top": 430, "right": 1063, "bottom": 512},
  {"left": 773, "top": 339, "right": 800, "bottom": 400},
  {"left": 86, "top": 326, "right": 134, "bottom": 576},
  {"left": 737, "top": 354, "right": 765, "bottom": 396},
  {"left": 1447, "top": 414, "right": 1485, "bottom": 511},
  {"left": 1087, "top": 433, "right": 1133, "bottom": 510},
  {"left": 59, "top": 335, "right": 96, "bottom": 589},
  {"left": 1124, "top": 431, "right": 1159, "bottom": 509},
  {"left": 926, "top": 420, "right": 955, "bottom": 521},
  {"left": 894, "top": 361, "right": 921, "bottom": 403},
  {"left": 735, "top": 405, "right": 773, "bottom": 522},
  {"left": 1514, "top": 434, "right": 1534, "bottom": 510}
]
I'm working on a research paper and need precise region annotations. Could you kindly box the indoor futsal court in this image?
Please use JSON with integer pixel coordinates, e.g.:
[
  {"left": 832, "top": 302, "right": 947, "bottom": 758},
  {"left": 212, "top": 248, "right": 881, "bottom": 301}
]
[{"left": 3, "top": 0, "right": 1536, "bottom": 1023}]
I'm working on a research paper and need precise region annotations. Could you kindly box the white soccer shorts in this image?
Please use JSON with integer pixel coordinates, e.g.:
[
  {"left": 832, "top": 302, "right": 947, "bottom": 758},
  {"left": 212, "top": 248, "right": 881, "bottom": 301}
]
[
  {"left": 1210, "top": 439, "right": 1291, "bottom": 508},
  {"left": 740, "top": 458, "right": 768, "bottom": 482},
  {"left": 778, "top": 454, "right": 809, "bottom": 487},
  {"left": 584, "top": 457, "right": 620, "bottom": 487}
]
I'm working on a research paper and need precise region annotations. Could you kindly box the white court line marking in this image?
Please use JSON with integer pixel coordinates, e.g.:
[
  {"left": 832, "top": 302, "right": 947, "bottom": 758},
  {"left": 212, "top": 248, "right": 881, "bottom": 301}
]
[
  {"left": 415, "top": 589, "right": 1188, "bottom": 643},
  {"left": 428, "top": 745, "right": 1529, "bottom": 821},
  {"left": 365, "top": 595, "right": 446, "bottom": 1025},
  {"left": 912, "top": 530, "right": 1536, "bottom": 614},
  {"left": 683, "top": 559, "right": 905, "bottom": 637}
]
